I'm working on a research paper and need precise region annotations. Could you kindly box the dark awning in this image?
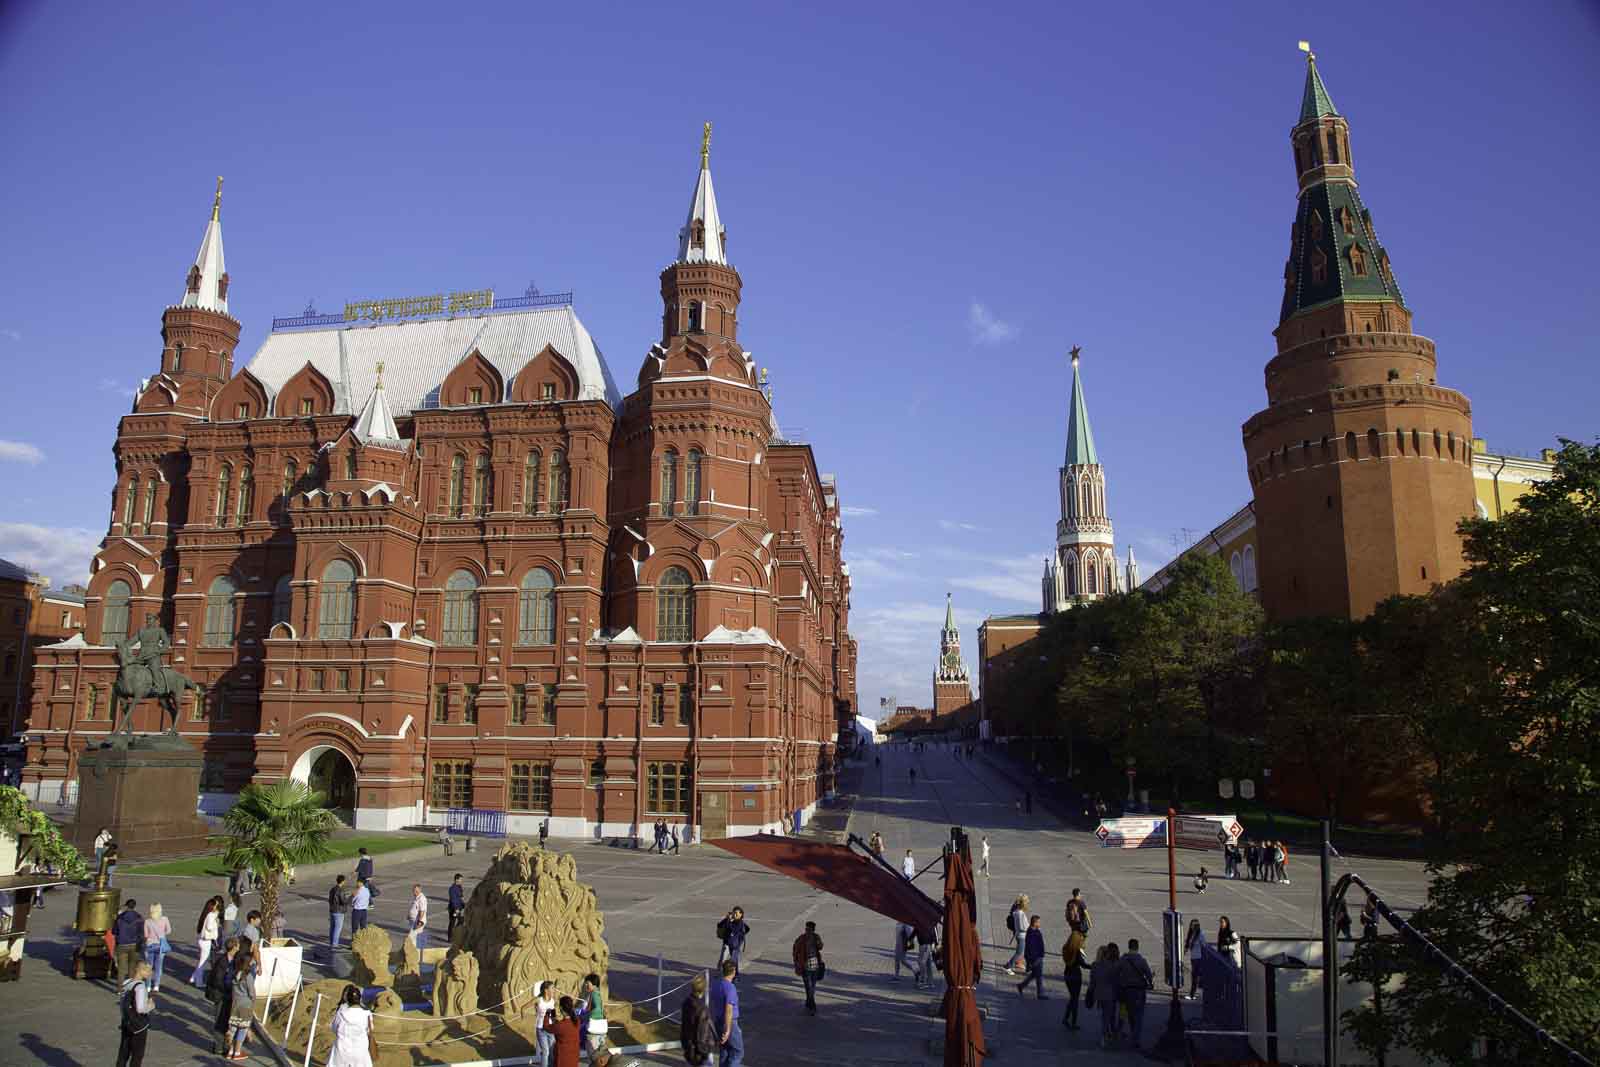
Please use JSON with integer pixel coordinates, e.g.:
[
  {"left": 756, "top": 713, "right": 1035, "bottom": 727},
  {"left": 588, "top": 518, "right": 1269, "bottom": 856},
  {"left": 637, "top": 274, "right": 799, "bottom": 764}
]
[{"left": 709, "top": 836, "right": 943, "bottom": 938}]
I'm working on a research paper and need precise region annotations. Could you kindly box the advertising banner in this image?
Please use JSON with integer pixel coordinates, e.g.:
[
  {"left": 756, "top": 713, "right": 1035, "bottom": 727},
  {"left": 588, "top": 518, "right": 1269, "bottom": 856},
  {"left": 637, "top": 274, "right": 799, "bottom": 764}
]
[
  {"left": 1094, "top": 817, "right": 1166, "bottom": 848},
  {"left": 1173, "top": 814, "right": 1244, "bottom": 850}
]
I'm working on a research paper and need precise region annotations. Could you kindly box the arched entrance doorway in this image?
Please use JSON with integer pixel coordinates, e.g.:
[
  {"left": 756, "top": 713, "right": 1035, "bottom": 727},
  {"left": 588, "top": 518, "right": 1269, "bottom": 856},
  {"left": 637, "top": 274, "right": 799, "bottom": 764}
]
[{"left": 290, "top": 743, "right": 357, "bottom": 825}]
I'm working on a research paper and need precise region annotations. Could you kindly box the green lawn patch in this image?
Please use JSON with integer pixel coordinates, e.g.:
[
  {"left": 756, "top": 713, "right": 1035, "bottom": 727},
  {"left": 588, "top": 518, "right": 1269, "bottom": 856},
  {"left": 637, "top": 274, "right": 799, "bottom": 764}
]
[{"left": 124, "top": 833, "right": 433, "bottom": 877}]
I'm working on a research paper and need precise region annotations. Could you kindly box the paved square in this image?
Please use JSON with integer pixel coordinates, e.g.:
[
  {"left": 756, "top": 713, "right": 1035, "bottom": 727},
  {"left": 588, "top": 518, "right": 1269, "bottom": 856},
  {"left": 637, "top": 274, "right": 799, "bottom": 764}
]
[{"left": 2, "top": 746, "right": 1431, "bottom": 1065}]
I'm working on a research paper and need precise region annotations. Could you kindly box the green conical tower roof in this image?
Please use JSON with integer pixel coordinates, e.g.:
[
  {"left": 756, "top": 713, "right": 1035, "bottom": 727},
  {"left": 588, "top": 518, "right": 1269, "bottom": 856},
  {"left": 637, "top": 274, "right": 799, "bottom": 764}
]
[
  {"left": 943, "top": 592, "right": 957, "bottom": 633},
  {"left": 1299, "top": 51, "right": 1339, "bottom": 126},
  {"left": 1064, "top": 350, "right": 1099, "bottom": 467}
]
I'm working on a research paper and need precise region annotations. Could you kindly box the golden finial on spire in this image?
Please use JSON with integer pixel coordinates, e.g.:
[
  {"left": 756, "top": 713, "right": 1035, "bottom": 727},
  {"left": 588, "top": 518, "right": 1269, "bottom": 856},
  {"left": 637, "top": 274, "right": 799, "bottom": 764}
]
[
  {"left": 212, "top": 176, "right": 224, "bottom": 221},
  {"left": 375, "top": 360, "right": 385, "bottom": 387},
  {"left": 701, "top": 122, "right": 712, "bottom": 169},
  {"left": 1298, "top": 39, "right": 1314, "bottom": 61},
  {"left": 1069, "top": 344, "right": 1083, "bottom": 366}
]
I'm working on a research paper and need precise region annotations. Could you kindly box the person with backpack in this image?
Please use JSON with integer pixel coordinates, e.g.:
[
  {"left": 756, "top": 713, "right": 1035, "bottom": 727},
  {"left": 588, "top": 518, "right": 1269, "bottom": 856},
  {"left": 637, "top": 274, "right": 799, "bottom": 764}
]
[
  {"left": 112, "top": 899, "right": 144, "bottom": 984},
  {"left": 1015, "top": 915, "right": 1048, "bottom": 999},
  {"left": 791, "top": 920, "right": 825, "bottom": 1014},
  {"left": 716, "top": 907, "right": 749, "bottom": 976},
  {"left": 1003, "top": 895, "right": 1030, "bottom": 974},
  {"left": 1117, "top": 938, "right": 1155, "bottom": 1050},
  {"left": 681, "top": 972, "right": 717, "bottom": 1065},
  {"left": 1065, "top": 888, "right": 1090, "bottom": 935},
  {"left": 116, "top": 959, "right": 154, "bottom": 1067},
  {"left": 892, "top": 921, "right": 914, "bottom": 981}
]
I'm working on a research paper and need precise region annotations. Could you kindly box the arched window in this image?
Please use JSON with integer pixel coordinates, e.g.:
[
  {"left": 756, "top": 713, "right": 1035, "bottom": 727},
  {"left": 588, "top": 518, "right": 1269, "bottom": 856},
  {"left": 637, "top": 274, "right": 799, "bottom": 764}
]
[
  {"left": 548, "top": 449, "right": 568, "bottom": 510},
  {"left": 656, "top": 566, "right": 693, "bottom": 642},
  {"left": 686, "top": 450, "right": 701, "bottom": 515},
  {"left": 1433, "top": 429, "right": 1442, "bottom": 456},
  {"left": 344, "top": 452, "right": 357, "bottom": 480},
  {"left": 518, "top": 568, "right": 556, "bottom": 645},
  {"left": 687, "top": 301, "right": 702, "bottom": 332},
  {"left": 215, "top": 463, "right": 232, "bottom": 525},
  {"left": 523, "top": 450, "right": 541, "bottom": 514},
  {"left": 1085, "top": 557, "right": 1098, "bottom": 595},
  {"left": 318, "top": 559, "right": 357, "bottom": 639},
  {"left": 443, "top": 569, "right": 479, "bottom": 646},
  {"left": 472, "top": 453, "right": 490, "bottom": 514},
  {"left": 1230, "top": 552, "right": 1244, "bottom": 587},
  {"left": 1065, "top": 552, "right": 1078, "bottom": 596},
  {"left": 120, "top": 480, "right": 136, "bottom": 529},
  {"left": 1242, "top": 545, "right": 1258, "bottom": 591},
  {"left": 1395, "top": 428, "right": 1406, "bottom": 455},
  {"left": 1326, "top": 128, "right": 1342, "bottom": 165},
  {"left": 142, "top": 476, "right": 158, "bottom": 528},
  {"left": 1345, "top": 431, "right": 1358, "bottom": 459},
  {"left": 282, "top": 459, "right": 297, "bottom": 500},
  {"left": 103, "top": 580, "right": 132, "bottom": 640},
  {"left": 235, "top": 464, "right": 253, "bottom": 526},
  {"left": 271, "top": 576, "right": 292, "bottom": 629},
  {"left": 173, "top": 343, "right": 184, "bottom": 373},
  {"left": 1367, "top": 429, "right": 1381, "bottom": 458},
  {"left": 203, "top": 575, "right": 238, "bottom": 646},
  {"left": 660, "top": 450, "right": 678, "bottom": 515},
  {"left": 449, "top": 453, "right": 465, "bottom": 517}
]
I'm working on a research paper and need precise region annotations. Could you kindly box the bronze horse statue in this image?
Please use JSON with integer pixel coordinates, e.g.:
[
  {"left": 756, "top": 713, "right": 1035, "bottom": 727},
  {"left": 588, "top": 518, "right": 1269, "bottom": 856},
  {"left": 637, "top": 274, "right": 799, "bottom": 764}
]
[{"left": 109, "top": 656, "right": 200, "bottom": 738}]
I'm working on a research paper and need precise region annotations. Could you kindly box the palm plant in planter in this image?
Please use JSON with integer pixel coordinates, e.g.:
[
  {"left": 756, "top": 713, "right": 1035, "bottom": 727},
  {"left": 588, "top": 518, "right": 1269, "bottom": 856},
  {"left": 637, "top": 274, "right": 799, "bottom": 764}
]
[{"left": 221, "top": 780, "right": 337, "bottom": 940}]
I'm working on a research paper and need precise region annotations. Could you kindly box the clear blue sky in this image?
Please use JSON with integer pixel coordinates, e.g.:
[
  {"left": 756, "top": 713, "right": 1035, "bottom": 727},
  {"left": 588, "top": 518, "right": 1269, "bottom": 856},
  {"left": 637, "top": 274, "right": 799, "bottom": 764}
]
[{"left": 2, "top": 1, "right": 1596, "bottom": 711}]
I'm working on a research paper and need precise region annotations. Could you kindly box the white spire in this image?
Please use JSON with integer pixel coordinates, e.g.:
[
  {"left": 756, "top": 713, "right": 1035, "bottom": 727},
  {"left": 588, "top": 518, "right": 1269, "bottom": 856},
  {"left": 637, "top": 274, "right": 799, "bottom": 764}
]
[
  {"left": 677, "top": 122, "right": 726, "bottom": 265},
  {"left": 180, "top": 177, "right": 229, "bottom": 314},
  {"left": 352, "top": 361, "right": 404, "bottom": 447},
  {"left": 1125, "top": 546, "right": 1141, "bottom": 590}
]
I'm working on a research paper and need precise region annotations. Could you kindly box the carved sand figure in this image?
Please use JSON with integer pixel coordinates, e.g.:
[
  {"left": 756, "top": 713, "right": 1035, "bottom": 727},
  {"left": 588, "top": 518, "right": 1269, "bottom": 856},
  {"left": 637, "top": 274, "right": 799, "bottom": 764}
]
[
  {"left": 350, "top": 925, "right": 393, "bottom": 987},
  {"left": 432, "top": 950, "right": 481, "bottom": 1018}
]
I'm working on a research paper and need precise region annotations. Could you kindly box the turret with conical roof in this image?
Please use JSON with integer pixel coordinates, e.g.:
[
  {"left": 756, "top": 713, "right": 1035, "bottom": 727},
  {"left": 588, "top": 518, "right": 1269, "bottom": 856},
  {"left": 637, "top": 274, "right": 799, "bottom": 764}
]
[
  {"left": 1244, "top": 48, "right": 1475, "bottom": 621},
  {"left": 659, "top": 122, "right": 742, "bottom": 344},
  {"left": 933, "top": 593, "right": 971, "bottom": 715},
  {"left": 144, "top": 178, "right": 241, "bottom": 417},
  {"left": 1046, "top": 347, "right": 1116, "bottom": 611}
]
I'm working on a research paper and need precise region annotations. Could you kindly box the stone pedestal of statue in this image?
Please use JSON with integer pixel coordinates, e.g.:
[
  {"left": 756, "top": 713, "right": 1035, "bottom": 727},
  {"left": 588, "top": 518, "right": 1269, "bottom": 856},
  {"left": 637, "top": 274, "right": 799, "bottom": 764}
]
[{"left": 70, "top": 737, "right": 213, "bottom": 860}]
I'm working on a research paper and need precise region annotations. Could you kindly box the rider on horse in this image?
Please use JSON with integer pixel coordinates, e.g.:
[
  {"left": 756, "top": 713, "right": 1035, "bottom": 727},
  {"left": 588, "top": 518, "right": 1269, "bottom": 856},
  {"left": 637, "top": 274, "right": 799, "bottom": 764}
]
[{"left": 116, "top": 612, "right": 171, "bottom": 696}]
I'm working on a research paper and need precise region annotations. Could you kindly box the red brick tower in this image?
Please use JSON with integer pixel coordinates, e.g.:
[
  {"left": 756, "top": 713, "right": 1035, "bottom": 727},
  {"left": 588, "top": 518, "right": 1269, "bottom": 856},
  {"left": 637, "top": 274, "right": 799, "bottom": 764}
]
[
  {"left": 933, "top": 594, "right": 972, "bottom": 715},
  {"left": 1243, "top": 50, "right": 1475, "bottom": 620}
]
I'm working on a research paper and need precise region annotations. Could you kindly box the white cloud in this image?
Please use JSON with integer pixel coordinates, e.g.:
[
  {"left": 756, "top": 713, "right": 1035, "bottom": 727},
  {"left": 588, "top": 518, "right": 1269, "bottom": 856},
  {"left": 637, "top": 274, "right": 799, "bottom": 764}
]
[
  {"left": 0, "top": 440, "right": 44, "bottom": 464},
  {"left": 98, "top": 378, "right": 136, "bottom": 399},
  {"left": 948, "top": 552, "right": 1047, "bottom": 604},
  {"left": 0, "top": 523, "right": 100, "bottom": 587},
  {"left": 937, "top": 519, "right": 986, "bottom": 533},
  {"left": 967, "top": 301, "right": 1017, "bottom": 346},
  {"left": 841, "top": 505, "right": 878, "bottom": 517}
]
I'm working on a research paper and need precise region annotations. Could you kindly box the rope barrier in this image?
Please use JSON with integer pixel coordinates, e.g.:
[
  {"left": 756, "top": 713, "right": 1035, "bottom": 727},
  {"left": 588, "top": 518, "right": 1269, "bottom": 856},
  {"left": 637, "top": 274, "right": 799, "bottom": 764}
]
[{"left": 372, "top": 980, "right": 539, "bottom": 1022}]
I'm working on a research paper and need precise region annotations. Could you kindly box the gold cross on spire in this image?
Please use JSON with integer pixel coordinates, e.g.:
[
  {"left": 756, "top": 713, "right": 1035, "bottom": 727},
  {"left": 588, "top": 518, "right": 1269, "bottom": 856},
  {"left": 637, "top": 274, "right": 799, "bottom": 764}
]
[
  {"left": 1069, "top": 344, "right": 1083, "bottom": 365},
  {"left": 375, "top": 360, "right": 385, "bottom": 386},
  {"left": 701, "top": 122, "right": 712, "bottom": 169},
  {"left": 212, "top": 176, "right": 224, "bottom": 221}
]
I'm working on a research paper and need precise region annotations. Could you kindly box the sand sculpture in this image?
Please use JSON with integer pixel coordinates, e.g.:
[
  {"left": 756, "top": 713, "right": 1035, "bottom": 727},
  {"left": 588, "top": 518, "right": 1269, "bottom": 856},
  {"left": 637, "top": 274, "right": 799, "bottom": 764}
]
[
  {"left": 433, "top": 949, "right": 481, "bottom": 1018},
  {"left": 350, "top": 925, "right": 394, "bottom": 987}
]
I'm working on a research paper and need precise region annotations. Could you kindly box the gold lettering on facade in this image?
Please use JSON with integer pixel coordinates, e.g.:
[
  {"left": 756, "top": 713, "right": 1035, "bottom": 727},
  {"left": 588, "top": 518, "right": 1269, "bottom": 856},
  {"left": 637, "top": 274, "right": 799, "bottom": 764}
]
[{"left": 343, "top": 289, "right": 494, "bottom": 323}]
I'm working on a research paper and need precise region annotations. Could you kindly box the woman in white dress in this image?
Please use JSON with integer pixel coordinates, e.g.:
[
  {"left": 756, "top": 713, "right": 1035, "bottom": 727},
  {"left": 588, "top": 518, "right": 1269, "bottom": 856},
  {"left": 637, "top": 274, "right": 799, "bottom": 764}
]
[{"left": 328, "top": 983, "right": 375, "bottom": 1067}]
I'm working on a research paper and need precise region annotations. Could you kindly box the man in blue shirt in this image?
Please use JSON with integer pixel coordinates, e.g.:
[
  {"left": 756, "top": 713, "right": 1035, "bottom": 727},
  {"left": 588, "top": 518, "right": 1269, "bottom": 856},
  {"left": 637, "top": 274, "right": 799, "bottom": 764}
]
[
  {"left": 447, "top": 874, "right": 466, "bottom": 939},
  {"left": 709, "top": 959, "right": 743, "bottom": 1067}
]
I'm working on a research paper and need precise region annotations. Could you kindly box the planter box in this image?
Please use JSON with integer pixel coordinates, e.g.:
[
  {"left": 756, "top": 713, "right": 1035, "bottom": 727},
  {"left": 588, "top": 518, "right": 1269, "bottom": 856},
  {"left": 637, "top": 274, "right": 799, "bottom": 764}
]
[{"left": 258, "top": 938, "right": 303, "bottom": 997}]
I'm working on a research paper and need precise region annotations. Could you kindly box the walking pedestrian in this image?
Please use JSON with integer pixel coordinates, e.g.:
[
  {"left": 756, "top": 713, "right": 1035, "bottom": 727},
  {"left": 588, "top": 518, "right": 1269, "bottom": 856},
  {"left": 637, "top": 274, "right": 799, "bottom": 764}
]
[
  {"left": 1245, "top": 839, "right": 1260, "bottom": 880},
  {"left": 539, "top": 818, "right": 550, "bottom": 850},
  {"left": 1216, "top": 915, "right": 1240, "bottom": 968},
  {"left": 226, "top": 950, "right": 258, "bottom": 1060},
  {"left": 710, "top": 959, "right": 743, "bottom": 1067},
  {"left": 914, "top": 926, "right": 935, "bottom": 988},
  {"left": 192, "top": 896, "right": 221, "bottom": 986},
  {"left": 543, "top": 995, "right": 582, "bottom": 1067},
  {"left": 328, "top": 875, "right": 352, "bottom": 953},
  {"left": 892, "top": 921, "right": 914, "bottom": 980},
  {"left": 115, "top": 959, "right": 154, "bottom": 1067},
  {"left": 680, "top": 973, "right": 716, "bottom": 1066},
  {"left": 408, "top": 883, "right": 429, "bottom": 952},
  {"left": 1088, "top": 943, "right": 1121, "bottom": 1048},
  {"left": 1015, "top": 915, "right": 1047, "bottom": 999},
  {"left": 901, "top": 849, "right": 916, "bottom": 879},
  {"left": 141, "top": 902, "right": 172, "bottom": 991},
  {"left": 327, "top": 983, "right": 375, "bottom": 1067},
  {"left": 223, "top": 893, "right": 240, "bottom": 939},
  {"left": 1004, "top": 895, "right": 1030, "bottom": 974},
  {"left": 791, "top": 920, "right": 825, "bottom": 1013},
  {"left": 351, "top": 877, "right": 372, "bottom": 932},
  {"left": 716, "top": 907, "right": 749, "bottom": 975},
  {"left": 1276, "top": 841, "right": 1291, "bottom": 884},
  {"left": 533, "top": 981, "right": 558, "bottom": 1067},
  {"left": 438, "top": 825, "right": 453, "bottom": 857},
  {"left": 670, "top": 824, "right": 681, "bottom": 854},
  {"left": 578, "top": 972, "right": 610, "bottom": 1067},
  {"left": 206, "top": 937, "right": 240, "bottom": 1053},
  {"left": 112, "top": 898, "right": 144, "bottom": 982},
  {"left": 980, "top": 836, "right": 990, "bottom": 877},
  {"left": 1184, "top": 918, "right": 1207, "bottom": 999},
  {"left": 1061, "top": 935, "right": 1091, "bottom": 1029},
  {"left": 447, "top": 874, "right": 466, "bottom": 940},
  {"left": 1117, "top": 938, "right": 1154, "bottom": 1050},
  {"left": 1065, "top": 888, "right": 1090, "bottom": 935}
]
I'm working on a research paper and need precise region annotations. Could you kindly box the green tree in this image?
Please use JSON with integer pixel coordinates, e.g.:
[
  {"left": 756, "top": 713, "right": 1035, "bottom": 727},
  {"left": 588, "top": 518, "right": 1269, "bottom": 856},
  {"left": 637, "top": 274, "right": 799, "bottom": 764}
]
[
  {"left": 1349, "top": 440, "right": 1600, "bottom": 1063},
  {"left": 0, "top": 786, "right": 88, "bottom": 881},
  {"left": 220, "top": 780, "right": 338, "bottom": 939}
]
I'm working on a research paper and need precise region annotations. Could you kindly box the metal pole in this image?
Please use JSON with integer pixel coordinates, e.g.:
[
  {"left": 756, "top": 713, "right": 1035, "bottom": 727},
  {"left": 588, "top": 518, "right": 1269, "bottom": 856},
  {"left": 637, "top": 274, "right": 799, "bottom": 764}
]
[
  {"left": 284, "top": 975, "right": 303, "bottom": 1040},
  {"left": 1322, "top": 818, "right": 1337, "bottom": 1067},
  {"left": 656, "top": 951, "right": 664, "bottom": 1016},
  {"left": 1153, "top": 807, "right": 1187, "bottom": 1058},
  {"left": 302, "top": 993, "right": 323, "bottom": 1067},
  {"left": 260, "top": 958, "right": 280, "bottom": 1026}
]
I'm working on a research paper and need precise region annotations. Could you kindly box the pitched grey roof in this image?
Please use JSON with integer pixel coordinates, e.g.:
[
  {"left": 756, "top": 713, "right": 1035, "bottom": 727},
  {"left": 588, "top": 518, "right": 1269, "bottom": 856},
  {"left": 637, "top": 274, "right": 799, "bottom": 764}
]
[
  {"left": 0, "top": 558, "right": 32, "bottom": 582},
  {"left": 245, "top": 304, "right": 621, "bottom": 416}
]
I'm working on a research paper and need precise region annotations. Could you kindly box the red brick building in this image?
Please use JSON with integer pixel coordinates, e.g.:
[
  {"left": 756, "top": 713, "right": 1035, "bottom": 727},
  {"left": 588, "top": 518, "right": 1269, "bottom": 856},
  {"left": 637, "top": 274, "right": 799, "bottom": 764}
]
[
  {"left": 1, "top": 563, "right": 86, "bottom": 741},
  {"left": 23, "top": 135, "right": 857, "bottom": 839}
]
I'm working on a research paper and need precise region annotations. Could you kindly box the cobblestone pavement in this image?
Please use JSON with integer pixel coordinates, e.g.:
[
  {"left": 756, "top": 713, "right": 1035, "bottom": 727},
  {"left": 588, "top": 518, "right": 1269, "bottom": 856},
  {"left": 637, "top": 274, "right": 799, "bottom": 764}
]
[{"left": 3, "top": 745, "right": 1432, "bottom": 1065}]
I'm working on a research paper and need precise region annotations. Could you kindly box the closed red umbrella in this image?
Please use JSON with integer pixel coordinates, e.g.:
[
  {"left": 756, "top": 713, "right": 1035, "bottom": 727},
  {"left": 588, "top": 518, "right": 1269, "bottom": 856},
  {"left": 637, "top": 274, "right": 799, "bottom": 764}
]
[{"left": 939, "top": 849, "right": 986, "bottom": 1067}]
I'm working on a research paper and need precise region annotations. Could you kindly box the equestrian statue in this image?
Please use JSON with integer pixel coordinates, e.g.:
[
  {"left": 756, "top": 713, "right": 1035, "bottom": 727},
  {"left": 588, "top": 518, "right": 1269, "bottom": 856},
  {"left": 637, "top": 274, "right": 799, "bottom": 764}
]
[{"left": 109, "top": 613, "right": 200, "bottom": 739}]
